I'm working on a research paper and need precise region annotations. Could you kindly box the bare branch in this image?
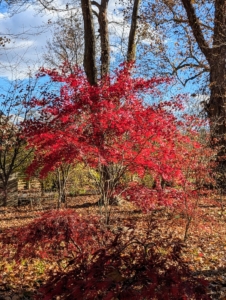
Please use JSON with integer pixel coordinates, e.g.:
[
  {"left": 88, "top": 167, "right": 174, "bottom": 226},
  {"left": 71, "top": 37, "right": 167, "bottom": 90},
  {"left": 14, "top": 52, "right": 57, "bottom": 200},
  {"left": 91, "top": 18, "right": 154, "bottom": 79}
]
[
  {"left": 92, "top": 9, "right": 99, "bottom": 18},
  {"left": 91, "top": 0, "right": 101, "bottom": 9},
  {"left": 181, "top": 0, "right": 211, "bottom": 62},
  {"left": 183, "top": 69, "right": 209, "bottom": 86}
]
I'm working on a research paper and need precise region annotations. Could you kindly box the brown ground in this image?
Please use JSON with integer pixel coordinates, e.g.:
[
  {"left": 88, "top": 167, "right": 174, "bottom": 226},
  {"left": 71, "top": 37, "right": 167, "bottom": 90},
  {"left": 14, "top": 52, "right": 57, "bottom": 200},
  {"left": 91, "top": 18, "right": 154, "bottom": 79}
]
[{"left": 0, "top": 195, "right": 226, "bottom": 299}]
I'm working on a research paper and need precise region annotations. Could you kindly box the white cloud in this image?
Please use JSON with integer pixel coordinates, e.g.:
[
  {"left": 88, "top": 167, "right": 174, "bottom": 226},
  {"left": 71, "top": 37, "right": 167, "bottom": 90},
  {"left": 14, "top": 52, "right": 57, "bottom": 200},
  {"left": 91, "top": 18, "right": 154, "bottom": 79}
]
[
  {"left": 9, "top": 114, "right": 24, "bottom": 124},
  {"left": 0, "top": 4, "right": 60, "bottom": 80},
  {"left": 189, "top": 93, "right": 209, "bottom": 114}
]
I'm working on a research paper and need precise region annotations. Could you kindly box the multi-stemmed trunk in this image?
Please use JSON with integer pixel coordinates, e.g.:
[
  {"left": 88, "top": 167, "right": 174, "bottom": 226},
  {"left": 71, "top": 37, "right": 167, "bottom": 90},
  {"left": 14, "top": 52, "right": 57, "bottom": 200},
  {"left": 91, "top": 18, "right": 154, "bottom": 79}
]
[
  {"left": 90, "top": 163, "right": 126, "bottom": 224},
  {"left": 56, "top": 165, "right": 70, "bottom": 208},
  {"left": 80, "top": 0, "right": 141, "bottom": 220}
]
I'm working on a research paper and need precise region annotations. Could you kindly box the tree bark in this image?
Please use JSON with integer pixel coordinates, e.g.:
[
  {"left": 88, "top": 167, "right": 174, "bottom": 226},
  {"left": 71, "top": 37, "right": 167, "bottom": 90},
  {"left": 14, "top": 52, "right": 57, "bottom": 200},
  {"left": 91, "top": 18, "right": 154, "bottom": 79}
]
[
  {"left": 127, "top": 0, "right": 141, "bottom": 62},
  {"left": 0, "top": 175, "right": 18, "bottom": 207},
  {"left": 98, "top": 0, "right": 110, "bottom": 78},
  {"left": 180, "top": 0, "right": 212, "bottom": 62},
  {"left": 208, "top": 0, "right": 226, "bottom": 137},
  {"left": 81, "top": 0, "right": 97, "bottom": 85},
  {"left": 181, "top": 0, "right": 226, "bottom": 189},
  {"left": 1, "top": 183, "right": 8, "bottom": 207},
  {"left": 80, "top": 0, "right": 141, "bottom": 214},
  {"left": 208, "top": 0, "right": 226, "bottom": 188}
]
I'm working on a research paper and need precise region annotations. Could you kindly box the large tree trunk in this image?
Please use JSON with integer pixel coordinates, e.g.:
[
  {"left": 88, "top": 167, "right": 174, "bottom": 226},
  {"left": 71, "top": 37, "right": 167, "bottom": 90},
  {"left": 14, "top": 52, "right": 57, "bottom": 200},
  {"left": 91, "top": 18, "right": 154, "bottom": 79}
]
[
  {"left": 181, "top": 0, "right": 226, "bottom": 189},
  {"left": 208, "top": 76, "right": 226, "bottom": 190},
  {"left": 207, "top": 0, "right": 226, "bottom": 189},
  {"left": 208, "top": 0, "right": 226, "bottom": 139},
  {"left": 81, "top": 0, "right": 97, "bottom": 85},
  {"left": 127, "top": 0, "right": 141, "bottom": 62},
  {"left": 208, "top": 67, "right": 226, "bottom": 143},
  {"left": 98, "top": 0, "right": 110, "bottom": 78}
]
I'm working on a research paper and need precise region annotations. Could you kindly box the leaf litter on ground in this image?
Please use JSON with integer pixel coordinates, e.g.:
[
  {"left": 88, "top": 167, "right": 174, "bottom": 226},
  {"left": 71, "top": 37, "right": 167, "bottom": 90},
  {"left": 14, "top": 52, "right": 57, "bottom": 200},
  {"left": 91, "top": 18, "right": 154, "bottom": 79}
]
[{"left": 0, "top": 194, "right": 226, "bottom": 299}]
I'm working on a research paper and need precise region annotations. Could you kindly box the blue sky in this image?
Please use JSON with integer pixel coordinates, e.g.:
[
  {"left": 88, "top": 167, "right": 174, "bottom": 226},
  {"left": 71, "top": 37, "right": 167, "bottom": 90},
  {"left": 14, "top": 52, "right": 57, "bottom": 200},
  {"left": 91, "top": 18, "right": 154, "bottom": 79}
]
[{"left": 0, "top": 0, "right": 204, "bottom": 115}]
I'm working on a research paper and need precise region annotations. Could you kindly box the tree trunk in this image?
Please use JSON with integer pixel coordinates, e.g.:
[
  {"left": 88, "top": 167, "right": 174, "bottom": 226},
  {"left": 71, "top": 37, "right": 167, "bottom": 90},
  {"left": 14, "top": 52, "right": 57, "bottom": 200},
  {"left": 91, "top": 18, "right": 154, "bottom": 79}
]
[
  {"left": 207, "top": 0, "right": 226, "bottom": 189},
  {"left": 81, "top": 0, "right": 97, "bottom": 85},
  {"left": 181, "top": 0, "right": 226, "bottom": 190},
  {"left": 1, "top": 184, "right": 8, "bottom": 206},
  {"left": 208, "top": 66, "right": 226, "bottom": 189},
  {"left": 0, "top": 175, "right": 18, "bottom": 207},
  {"left": 41, "top": 181, "right": 45, "bottom": 196},
  {"left": 208, "top": 0, "right": 226, "bottom": 137},
  {"left": 98, "top": 165, "right": 116, "bottom": 205},
  {"left": 208, "top": 68, "right": 226, "bottom": 143},
  {"left": 98, "top": 0, "right": 110, "bottom": 78},
  {"left": 80, "top": 0, "right": 141, "bottom": 213},
  {"left": 127, "top": 0, "right": 141, "bottom": 62}
]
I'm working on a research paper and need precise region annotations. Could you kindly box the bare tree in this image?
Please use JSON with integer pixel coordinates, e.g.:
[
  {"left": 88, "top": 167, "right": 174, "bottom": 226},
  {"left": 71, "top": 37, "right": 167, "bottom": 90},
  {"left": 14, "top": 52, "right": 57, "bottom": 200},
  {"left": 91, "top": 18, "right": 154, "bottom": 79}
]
[
  {"left": 0, "top": 78, "right": 39, "bottom": 206},
  {"left": 44, "top": 12, "right": 84, "bottom": 71},
  {"left": 139, "top": 0, "right": 226, "bottom": 185}
]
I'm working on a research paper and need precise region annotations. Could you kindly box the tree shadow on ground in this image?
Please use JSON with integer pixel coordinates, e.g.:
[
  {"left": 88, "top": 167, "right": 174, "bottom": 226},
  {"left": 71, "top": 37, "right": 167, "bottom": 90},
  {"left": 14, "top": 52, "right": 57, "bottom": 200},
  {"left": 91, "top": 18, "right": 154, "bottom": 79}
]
[
  {"left": 192, "top": 267, "right": 226, "bottom": 299},
  {"left": 0, "top": 285, "right": 35, "bottom": 300}
]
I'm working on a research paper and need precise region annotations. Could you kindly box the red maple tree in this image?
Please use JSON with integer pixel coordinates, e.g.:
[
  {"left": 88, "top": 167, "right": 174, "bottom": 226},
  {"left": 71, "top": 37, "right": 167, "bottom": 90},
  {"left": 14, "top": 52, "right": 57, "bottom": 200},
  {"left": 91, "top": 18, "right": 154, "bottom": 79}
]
[{"left": 24, "top": 64, "right": 208, "bottom": 218}]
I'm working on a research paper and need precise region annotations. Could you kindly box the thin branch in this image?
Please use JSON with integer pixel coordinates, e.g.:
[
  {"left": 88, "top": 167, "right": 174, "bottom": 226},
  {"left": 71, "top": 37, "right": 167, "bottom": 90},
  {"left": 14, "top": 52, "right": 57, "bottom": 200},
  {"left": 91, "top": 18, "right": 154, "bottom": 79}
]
[
  {"left": 183, "top": 69, "right": 209, "bottom": 86},
  {"left": 91, "top": 1, "right": 101, "bottom": 9},
  {"left": 92, "top": 9, "right": 99, "bottom": 18}
]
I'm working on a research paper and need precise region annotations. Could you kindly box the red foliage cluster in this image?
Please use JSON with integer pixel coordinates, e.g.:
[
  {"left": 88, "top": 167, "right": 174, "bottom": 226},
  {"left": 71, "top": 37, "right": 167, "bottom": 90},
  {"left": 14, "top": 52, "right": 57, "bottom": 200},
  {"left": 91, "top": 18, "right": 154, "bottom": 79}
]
[
  {"left": 0, "top": 210, "right": 210, "bottom": 299},
  {"left": 0, "top": 209, "right": 106, "bottom": 261},
  {"left": 24, "top": 64, "right": 207, "bottom": 209},
  {"left": 25, "top": 65, "right": 179, "bottom": 179}
]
